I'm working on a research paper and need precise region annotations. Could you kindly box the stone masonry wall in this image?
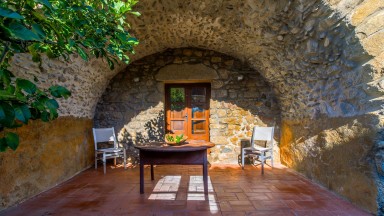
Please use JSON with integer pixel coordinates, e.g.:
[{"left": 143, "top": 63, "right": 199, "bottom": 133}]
[
  {"left": 1, "top": 0, "right": 383, "bottom": 213},
  {"left": 94, "top": 48, "right": 280, "bottom": 164}
]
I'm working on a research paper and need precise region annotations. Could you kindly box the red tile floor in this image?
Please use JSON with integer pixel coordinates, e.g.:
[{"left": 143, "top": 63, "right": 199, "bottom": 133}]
[{"left": 1, "top": 164, "right": 372, "bottom": 216}]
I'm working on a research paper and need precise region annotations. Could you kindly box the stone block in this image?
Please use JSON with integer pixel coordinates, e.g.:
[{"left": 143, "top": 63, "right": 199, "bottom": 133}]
[
  {"left": 217, "top": 109, "right": 227, "bottom": 117},
  {"left": 230, "top": 137, "right": 239, "bottom": 144},
  {"left": 351, "top": 0, "right": 384, "bottom": 25},
  {"left": 183, "top": 49, "right": 193, "bottom": 56},
  {"left": 194, "top": 50, "right": 203, "bottom": 57},
  {"left": 212, "top": 90, "right": 228, "bottom": 98},
  {"left": 210, "top": 124, "right": 227, "bottom": 129},
  {"left": 173, "top": 57, "right": 182, "bottom": 64},
  {"left": 224, "top": 60, "right": 234, "bottom": 67},
  {"left": 229, "top": 92, "right": 237, "bottom": 98},
  {"left": 362, "top": 32, "right": 384, "bottom": 56},
  {"left": 211, "top": 56, "right": 222, "bottom": 63},
  {"left": 217, "top": 69, "right": 230, "bottom": 79},
  {"left": 211, "top": 136, "right": 229, "bottom": 144},
  {"left": 221, "top": 117, "right": 240, "bottom": 125},
  {"left": 228, "top": 125, "right": 241, "bottom": 131},
  {"left": 212, "top": 80, "right": 224, "bottom": 89}
]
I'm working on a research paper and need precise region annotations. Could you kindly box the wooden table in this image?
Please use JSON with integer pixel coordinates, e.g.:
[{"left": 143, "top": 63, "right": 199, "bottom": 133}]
[{"left": 135, "top": 141, "right": 215, "bottom": 195}]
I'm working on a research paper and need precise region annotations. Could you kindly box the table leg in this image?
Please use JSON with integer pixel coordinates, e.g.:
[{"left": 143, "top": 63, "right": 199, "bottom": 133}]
[
  {"left": 140, "top": 161, "right": 144, "bottom": 194},
  {"left": 151, "top": 164, "right": 154, "bottom": 180},
  {"left": 203, "top": 150, "right": 208, "bottom": 195}
]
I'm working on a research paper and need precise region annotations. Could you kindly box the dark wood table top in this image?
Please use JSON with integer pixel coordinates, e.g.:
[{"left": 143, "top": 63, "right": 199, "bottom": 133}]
[{"left": 135, "top": 140, "right": 215, "bottom": 152}]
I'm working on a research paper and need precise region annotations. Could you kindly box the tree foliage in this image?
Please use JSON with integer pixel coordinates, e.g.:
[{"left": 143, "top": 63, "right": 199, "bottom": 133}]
[{"left": 0, "top": 0, "right": 140, "bottom": 151}]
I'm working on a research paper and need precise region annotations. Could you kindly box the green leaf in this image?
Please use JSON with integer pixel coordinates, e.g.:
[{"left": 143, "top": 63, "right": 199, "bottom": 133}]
[
  {"left": 15, "top": 92, "right": 27, "bottom": 103},
  {"left": 5, "top": 132, "right": 19, "bottom": 150},
  {"left": 68, "top": 39, "right": 75, "bottom": 48},
  {"left": 32, "top": 11, "right": 46, "bottom": 21},
  {"left": 130, "top": 11, "right": 141, "bottom": 16},
  {"left": 0, "top": 90, "right": 16, "bottom": 100},
  {"left": 49, "top": 108, "right": 58, "bottom": 120},
  {"left": 14, "top": 107, "right": 25, "bottom": 123},
  {"left": 0, "top": 138, "right": 7, "bottom": 152},
  {"left": 16, "top": 79, "right": 37, "bottom": 94},
  {"left": 0, "top": 7, "right": 24, "bottom": 19},
  {"left": 32, "top": 96, "right": 47, "bottom": 112},
  {"left": 127, "top": 37, "right": 139, "bottom": 45},
  {"left": 10, "top": 43, "right": 23, "bottom": 52},
  {"left": 0, "top": 102, "right": 15, "bottom": 127},
  {"left": 49, "top": 86, "right": 71, "bottom": 99},
  {"left": 14, "top": 104, "right": 31, "bottom": 124},
  {"left": 0, "top": 68, "right": 12, "bottom": 85},
  {"left": 40, "top": 111, "right": 49, "bottom": 122},
  {"left": 7, "top": 22, "right": 42, "bottom": 41},
  {"left": 76, "top": 46, "right": 88, "bottom": 61},
  {"left": 29, "top": 108, "right": 40, "bottom": 119},
  {"left": 107, "top": 58, "right": 114, "bottom": 70},
  {"left": 35, "top": 0, "right": 53, "bottom": 10},
  {"left": 21, "top": 104, "right": 32, "bottom": 121},
  {"left": 6, "top": 85, "right": 16, "bottom": 94},
  {"left": 31, "top": 23, "right": 46, "bottom": 40},
  {"left": 0, "top": 25, "right": 13, "bottom": 38},
  {"left": 45, "top": 99, "right": 59, "bottom": 109}
]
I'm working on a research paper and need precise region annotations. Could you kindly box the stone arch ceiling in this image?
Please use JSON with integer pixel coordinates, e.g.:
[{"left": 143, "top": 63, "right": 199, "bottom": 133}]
[
  {"left": 6, "top": 0, "right": 384, "bottom": 212},
  {"left": 11, "top": 0, "right": 383, "bottom": 119},
  {"left": 127, "top": 0, "right": 384, "bottom": 120}
]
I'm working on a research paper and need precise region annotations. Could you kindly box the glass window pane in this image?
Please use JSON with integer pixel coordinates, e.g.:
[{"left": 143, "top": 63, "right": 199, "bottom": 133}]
[
  {"left": 171, "top": 120, "right": 184, "bottom": 131},
  {"left": 192, "top": 106, "right": 204, "bottom": 118},
  {"left": 192, "top": 120, "right": 205, "bottom": 134},
  {"left": 170, "top": 88, "right": 185, "bottom": 103},
  {"left": 191, "top": 87, "right": 206, "bottom": 103}
]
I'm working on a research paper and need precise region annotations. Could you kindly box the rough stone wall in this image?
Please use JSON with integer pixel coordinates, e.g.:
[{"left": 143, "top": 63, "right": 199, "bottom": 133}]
[
  {"left": 10, "top": 54, "right": 121, "bottom": 118},
  {"left": 121, "top": 0, "right": 384, "bottom": 213},
  {"left": 94, "top": 48, "right": 279, "bottom": 164},
  {"left": 0, "top": 0, "right": 382, "bottom": 213},
  {"left": 0, "top": 117, "right": 93, "bottom": 211}
]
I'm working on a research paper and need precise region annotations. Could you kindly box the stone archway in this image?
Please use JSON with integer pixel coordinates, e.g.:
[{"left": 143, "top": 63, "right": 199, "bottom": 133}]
[
  {"left": 94, "top": 48, "right": 280, "bottom": 164},
  {"left": 1, "top": 0, "right": 383, "bottom": 213}
]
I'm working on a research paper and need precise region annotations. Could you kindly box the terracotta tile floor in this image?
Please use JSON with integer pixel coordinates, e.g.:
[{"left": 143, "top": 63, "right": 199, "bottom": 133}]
[{"left": 1, "top": 164, "right": 372, "bottom": 216}]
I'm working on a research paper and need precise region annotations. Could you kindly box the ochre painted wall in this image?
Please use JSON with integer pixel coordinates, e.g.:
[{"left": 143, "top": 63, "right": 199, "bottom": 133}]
[
  {"left": 280, "top": 114, "right": 379, "bottom": 213},
  {"left": 0, "top": 117, "right": 94, "bottom": 210}
]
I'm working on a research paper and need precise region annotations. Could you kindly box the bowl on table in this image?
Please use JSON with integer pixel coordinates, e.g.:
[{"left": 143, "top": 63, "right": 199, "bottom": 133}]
[{"left": 164, "top": 134, "right": 188, "bottom": 145}]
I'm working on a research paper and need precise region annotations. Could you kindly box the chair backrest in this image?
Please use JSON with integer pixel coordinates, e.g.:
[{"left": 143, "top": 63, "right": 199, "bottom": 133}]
[
  {"left": 92, "top": 127, "right": 118, "bottom": 150},
  {"left": 251, "top": 126, "right": 274, "bottom": 148}
]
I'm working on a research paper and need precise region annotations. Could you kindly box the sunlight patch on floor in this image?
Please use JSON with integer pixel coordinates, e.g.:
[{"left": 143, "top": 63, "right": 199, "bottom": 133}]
[
  {"left": 188, "top": 176, "right": 218, "bottom": 213},
  {"left": 148, "top": 175, "right": 181, "bottom": 200}
]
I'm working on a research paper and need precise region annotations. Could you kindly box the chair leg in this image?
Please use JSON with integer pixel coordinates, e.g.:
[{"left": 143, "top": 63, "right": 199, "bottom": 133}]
[
  {"left": 261, "top": 161, "right": 264, "bottom": 174},
  {"left": 95, "top": 153, "right": 98, "bottom": 169},
  {"left": 260, "top": 155, "right": 265, "bottom": 175},
  {"left": 114, "top": 158, "right": 117, "bottom": 166},
  {"left": 103, "top": 153, "right": 106, "bottom": 174},
  {"left": 241, "top": 151, "right": 245, "bottom": 169}
]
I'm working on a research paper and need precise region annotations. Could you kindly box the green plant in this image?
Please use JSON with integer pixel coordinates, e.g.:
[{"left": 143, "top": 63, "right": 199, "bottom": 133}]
[
  {"left": 165, "top": 134, "right": 174, "bottom": 142},
  {"left": 175, "top": 134, "right": 184, "bottom": 143},
  {"left": 0, "top": 0, "right": 140, "bottom": 151}
]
